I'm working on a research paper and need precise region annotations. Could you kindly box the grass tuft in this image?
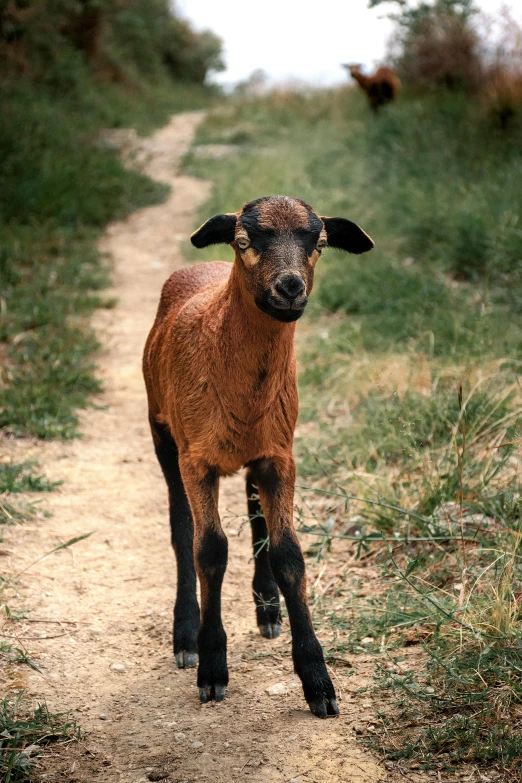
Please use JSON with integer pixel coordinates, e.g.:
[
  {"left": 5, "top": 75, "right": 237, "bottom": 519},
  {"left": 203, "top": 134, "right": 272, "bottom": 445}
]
[
  {"left": 0, "top": 461, "right": 58, "bottom": 527},
  {"left": 0, "top": 694, "right": 80, "bottom": 783}
]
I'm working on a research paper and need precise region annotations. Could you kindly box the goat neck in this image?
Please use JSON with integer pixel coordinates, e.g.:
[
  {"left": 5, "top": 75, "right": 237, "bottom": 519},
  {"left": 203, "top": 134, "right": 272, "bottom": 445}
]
[{"left": 218, "top": 255, "right": 297, "bottom": 372}]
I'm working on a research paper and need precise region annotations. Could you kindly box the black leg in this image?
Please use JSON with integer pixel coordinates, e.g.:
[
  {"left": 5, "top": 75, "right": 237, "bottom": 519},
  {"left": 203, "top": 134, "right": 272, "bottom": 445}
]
[
  {"left": 178, "top": 460, "right": 229, "bottom": 703},
  {"left": 149, "top": 418, "right": 200, "bottom": 668},
  {"left": 246, "top": 472, "right": 282, "bottom": 639},
  {"left": 249, "top": 456, "right": 339, "bottom": 719}
]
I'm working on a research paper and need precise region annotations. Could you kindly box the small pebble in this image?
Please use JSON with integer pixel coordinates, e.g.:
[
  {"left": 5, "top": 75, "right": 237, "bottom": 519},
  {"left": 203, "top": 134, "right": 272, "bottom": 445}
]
[
  {"left": 191, "top": 741, "right": 203, "bottom": 748},
  {"left": 99, "top": 713, "right": 107, "bottom": 720},
  {"left": 266, "top": 683, "right": 287, "bottom": 696},
  {"left": 174, "top": 732, "right": 185, "bottom": 741},
  {"left": 111, "top": 663, "right": 126, "bottom": 673}
]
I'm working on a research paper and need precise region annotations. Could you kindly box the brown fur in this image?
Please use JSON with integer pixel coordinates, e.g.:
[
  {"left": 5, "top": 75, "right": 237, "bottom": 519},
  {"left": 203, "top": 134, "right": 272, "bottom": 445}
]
[
  {"left": 144, "top": 260, "right": 297, "bottom": 481},
  {"left": 143, "top": 195, "right": 373, "bottom": 714},
  {"left": 255, "top": 195, "right": 310, "bottom": 230},
  {"left": 344, "top": 64, "right": 400, "bottom": 110}
]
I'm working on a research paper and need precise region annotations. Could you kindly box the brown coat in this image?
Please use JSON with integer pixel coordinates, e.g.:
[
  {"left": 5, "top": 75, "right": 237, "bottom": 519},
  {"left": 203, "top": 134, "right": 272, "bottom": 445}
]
[
  {"left": 143, "top": 261, "right": 297, "bottom": 481},
  {"left": 345, "top": 64, "right": 400, "bottom": 109}
]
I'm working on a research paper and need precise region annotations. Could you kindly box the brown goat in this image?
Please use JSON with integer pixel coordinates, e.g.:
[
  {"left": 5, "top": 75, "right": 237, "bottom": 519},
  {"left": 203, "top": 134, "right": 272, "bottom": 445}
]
[
  {"left": 143, "top": 195, "right": 374, "bottom": 717},
  {"left": 344, "top": 63, "right": 400, "bottom": 110}
]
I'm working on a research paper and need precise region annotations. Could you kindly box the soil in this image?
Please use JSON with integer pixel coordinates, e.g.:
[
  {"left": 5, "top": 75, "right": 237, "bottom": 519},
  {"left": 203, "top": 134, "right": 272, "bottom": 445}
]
[{"left": 2, "top": 112, "right": 420, "bottom": 783}]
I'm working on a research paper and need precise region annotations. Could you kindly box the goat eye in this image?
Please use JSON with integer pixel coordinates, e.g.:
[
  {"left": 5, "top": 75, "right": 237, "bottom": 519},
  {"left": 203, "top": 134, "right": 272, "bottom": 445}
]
[
  {"left": 237, "top": 237, "right": 250, "bottom": 250},
  {"left": 316, "top": 240, "right": 327, "bottom": 251}
]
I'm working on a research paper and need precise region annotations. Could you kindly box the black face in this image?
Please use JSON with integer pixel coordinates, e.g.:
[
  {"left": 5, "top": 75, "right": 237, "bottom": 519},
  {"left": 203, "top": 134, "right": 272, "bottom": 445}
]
[
  {"left": 190, "top": 195, "right": 375, "bottom": 324},
  {"left": 236, "top": 198, "right": 325, "bottom": 322}
]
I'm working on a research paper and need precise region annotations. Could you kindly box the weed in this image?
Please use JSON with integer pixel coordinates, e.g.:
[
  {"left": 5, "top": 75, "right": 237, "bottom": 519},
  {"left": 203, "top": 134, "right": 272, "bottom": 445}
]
[
  {"left": 0, "top": 462, "right": 59, "bottom": 494},
  {"left": 0, "top": 693, "right": 80, "bottom": 783},
  {"left": 0, "top": 499, "right": 38, "bottom": 528},
  {"left": 0, "top": 461, "right": 57, "bottom": 526}
]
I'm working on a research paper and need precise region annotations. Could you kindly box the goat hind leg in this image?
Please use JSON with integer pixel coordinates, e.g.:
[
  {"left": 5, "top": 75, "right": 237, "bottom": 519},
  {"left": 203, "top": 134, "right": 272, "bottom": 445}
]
[
  {"left": 246, "top": 472, "right": 281, "bottom": 639},
  {"left": 150, "top": 418, "right": 200, "bottom": 668}
]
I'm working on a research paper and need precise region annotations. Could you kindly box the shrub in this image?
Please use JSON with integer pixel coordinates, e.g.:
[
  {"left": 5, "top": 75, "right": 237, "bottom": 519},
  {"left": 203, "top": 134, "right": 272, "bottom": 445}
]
[
  {"left": 370, "top": 0, "right": 483, "bottom": 92},
  {"left": 0, "top": 0, "right": 225, "bottom": 90},
  {"left": 482, "top": 8, "right": 522, "bottom": 128}
]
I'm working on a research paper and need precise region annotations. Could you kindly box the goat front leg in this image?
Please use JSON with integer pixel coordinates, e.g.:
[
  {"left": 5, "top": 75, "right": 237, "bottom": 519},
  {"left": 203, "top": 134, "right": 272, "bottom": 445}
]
[
  {"left": 250, "top": 456, "right": 339, "bottom": 718},
  {"left": 179, "top": 458, "right": 229, "bottom": 703},
  {"left": 149, "top": 418, "right": 199, "bottom": 669}
]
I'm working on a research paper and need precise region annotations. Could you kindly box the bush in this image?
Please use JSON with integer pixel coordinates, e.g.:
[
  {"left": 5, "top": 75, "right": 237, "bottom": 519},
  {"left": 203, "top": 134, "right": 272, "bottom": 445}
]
[
  {"left": 370, "top": 0, "right": 483, "bottom": 92},
  {"left": 0, "top": 0, "right": 225, "bottom": 90},
  {"left": 482, "top": 8, "right": 522, "bottom": 128},
  {"left": 399, "top": 9, "right": 483, "bottom": 91}
]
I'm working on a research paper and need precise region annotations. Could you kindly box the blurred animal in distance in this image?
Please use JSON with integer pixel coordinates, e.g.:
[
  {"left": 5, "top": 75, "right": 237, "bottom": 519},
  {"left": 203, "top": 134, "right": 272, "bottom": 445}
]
[{"left": 343, "top": 63, "right": 400, "bottom": 110}]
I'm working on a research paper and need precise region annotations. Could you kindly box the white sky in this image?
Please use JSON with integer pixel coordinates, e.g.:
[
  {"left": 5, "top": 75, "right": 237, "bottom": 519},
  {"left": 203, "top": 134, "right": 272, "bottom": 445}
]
[{"left": 174, "top": 0, "right": 522, "bottom": 86}]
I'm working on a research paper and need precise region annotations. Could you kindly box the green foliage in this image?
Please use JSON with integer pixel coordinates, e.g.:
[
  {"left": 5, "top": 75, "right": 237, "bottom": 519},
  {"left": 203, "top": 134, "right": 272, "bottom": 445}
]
[
  {"left": 0, "top": 0, "right": 224, "bottom": 89},
  {"left": 0, "top": 462, "right": 58, "bottom": 494},
  {"left": 0, "top": 90, "right": 169, "bottom": 226},
  {"left": 0, "top": 223, "right": 115, "bottom": 439},
  {"left": 163, "top": 15, "right": 225, "bottom": 84},
  {"left": 0, "top": 0, "right": 220, "bottom": 442},
  {"left": 0, "top": 693, "right": 80, "bottom": 783},
  {"left": 368, "top": 0, "right": 478, "bottom": 27},
  {"left": 368, "top": 0, "right": 482, "bottom": 92},
  {"left": 0, "top": 80, "right": 174, "bottom": 440},
  {"left": 0, "top": 498, "right": 38, "bottom": 527},
  {"left": 0, "top": 461, "right": 57, "bottom": 525}
]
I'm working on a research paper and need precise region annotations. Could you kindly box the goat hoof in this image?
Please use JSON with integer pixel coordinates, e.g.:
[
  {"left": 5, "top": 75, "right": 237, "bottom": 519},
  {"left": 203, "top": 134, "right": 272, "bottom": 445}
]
[
  {"left": 259, "top": 622, "right": 281, "bottom": 639},
  {"left": 198, "top": 684, "right": 227, "bottom": 703},
  {"left": 175, "top": 651, "right": 199, "bottom": 669},
  {"left": 308, "top": 696, "right": 340, "bottom": 719}
]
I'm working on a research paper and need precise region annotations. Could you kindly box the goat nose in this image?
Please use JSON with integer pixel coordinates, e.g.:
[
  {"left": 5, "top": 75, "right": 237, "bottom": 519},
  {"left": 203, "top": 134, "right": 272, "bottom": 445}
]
[{"left": 275, "top": 273, "right": 306, "bottom": 301}]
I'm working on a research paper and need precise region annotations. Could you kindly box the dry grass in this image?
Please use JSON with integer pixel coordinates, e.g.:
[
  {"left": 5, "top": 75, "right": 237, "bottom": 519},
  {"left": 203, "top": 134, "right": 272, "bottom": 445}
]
[{"left": 482, "top": 8, "right": 522, "bottom": 127}]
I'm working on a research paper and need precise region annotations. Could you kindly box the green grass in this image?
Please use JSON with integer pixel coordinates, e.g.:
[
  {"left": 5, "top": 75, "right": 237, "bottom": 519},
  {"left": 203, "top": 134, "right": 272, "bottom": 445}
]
[
  {"left": 0, "top": 461, "right": 57, "bottom": 527},
  {"left": 0, "top": 73, "right": 215, "bottom": 441},
  {"left": 0, "top": 0, "right": 220, "bottom": 444},
  {"left": 0, "top": 461, "right": 58, "bottom": 494},
  {"left": 184, "top": 86, "right": 522, "bottom": 778},
  {"left": 0, "top": 81, "right": 173, "bottom": 440},
  {"left": 0, "top": 694, "right": 80, "bottom": 783}
]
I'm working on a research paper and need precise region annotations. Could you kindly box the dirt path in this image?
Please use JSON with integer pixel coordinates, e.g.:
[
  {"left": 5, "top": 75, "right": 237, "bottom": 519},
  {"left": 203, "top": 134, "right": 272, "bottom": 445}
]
[{"left": 4, "top": 112, "right": 392, "bottom": 783}]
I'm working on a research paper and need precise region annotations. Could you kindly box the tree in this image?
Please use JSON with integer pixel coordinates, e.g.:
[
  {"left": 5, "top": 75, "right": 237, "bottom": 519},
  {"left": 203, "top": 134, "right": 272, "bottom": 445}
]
[{"left": 368, "top": 0, "right": 483, "bottom": 91}]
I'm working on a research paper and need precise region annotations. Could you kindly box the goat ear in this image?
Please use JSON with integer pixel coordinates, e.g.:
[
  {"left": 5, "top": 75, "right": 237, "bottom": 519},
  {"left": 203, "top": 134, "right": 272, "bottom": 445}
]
[
  {"left": 321, "top": 217, "right": 374, "bottom": 255},
  {"left": 191, "top": 213, "right": 237, "bottom": 248}
]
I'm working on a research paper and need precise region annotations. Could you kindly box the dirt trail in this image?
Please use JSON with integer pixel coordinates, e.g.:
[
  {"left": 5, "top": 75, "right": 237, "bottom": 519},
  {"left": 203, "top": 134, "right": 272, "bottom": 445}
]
[{"left": 4, "top": 112, "right": 391, "bottom": 783}]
